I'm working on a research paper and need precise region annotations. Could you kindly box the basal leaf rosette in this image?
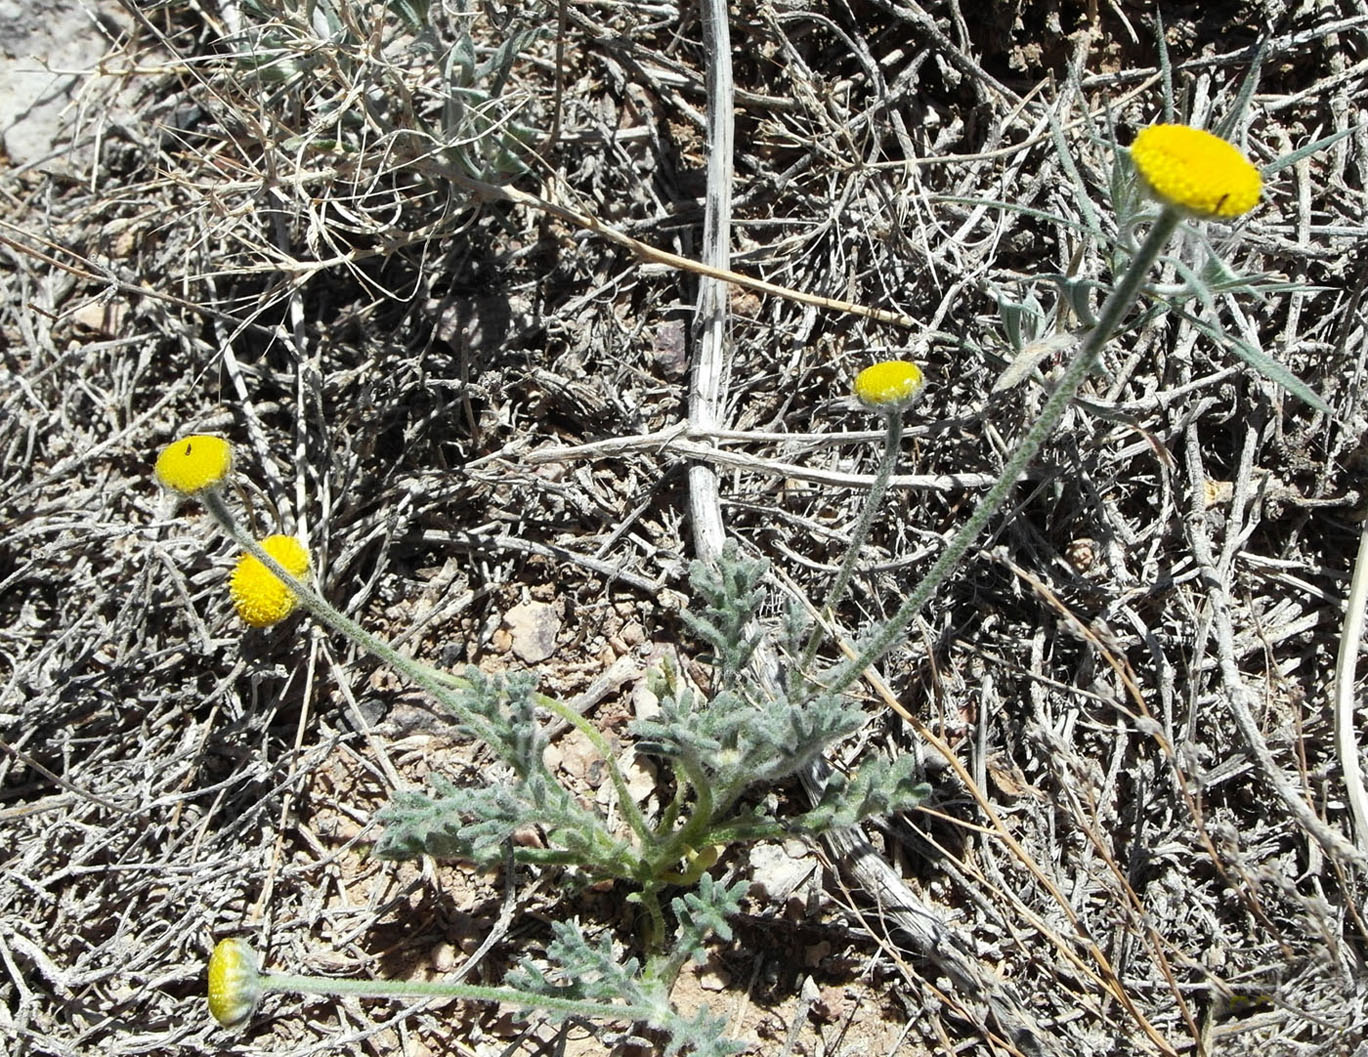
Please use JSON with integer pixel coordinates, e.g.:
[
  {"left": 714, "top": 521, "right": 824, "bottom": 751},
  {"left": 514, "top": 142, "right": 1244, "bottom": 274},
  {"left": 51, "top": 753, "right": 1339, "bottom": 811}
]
[
  {"left": 1129, "top": 124, "right": 1261, "bottom": 219},
  {"left": 853, "top": 360, "right": 925, "bottom": 411},
  {"left": 231, "top": 535, "right": 311, "bottom": 627},
  {"left": 154, "top": 435, "right": 233, "bottom": 494}
]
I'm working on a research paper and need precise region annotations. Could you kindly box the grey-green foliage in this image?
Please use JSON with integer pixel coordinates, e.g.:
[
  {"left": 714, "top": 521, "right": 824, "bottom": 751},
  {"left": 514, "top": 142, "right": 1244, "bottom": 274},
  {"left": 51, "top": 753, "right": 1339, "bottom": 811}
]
[
  {"left": 629, "top": 544, "right": 875, "bottom": 809},
  {"left": 660, "top": 1008, "right": 747, "bottom": 1057},
  {"left": 229, "top": 0, "right": 539, "bottom": 184},
  {"left": 439, "top": 15, "right": 542, "bottom": 179},
  {"left": 374, "top": 544, "right": 930, "bottom": 1055},
  {"left": 665, "top": 544, "right": 929, "bottom": 815},
  {"left": 506, "top": 919, "right": 745, "bottom": 1057},
  {"left": 632, "top": 676, "right": 867, "bottom": 801},
  {"left": 671, "top": 875, "right": 749, "bottom": 966},
  {"left": 505, "top": 919, "right": 647, "bottom": 1005},
  {"left": 378, "top": 545, "right": 930, "bottom": 871},
  {"left": 438, "top": 668, "right": 543, "bottom": 774},
  {"left": 375, "top": 670, "right": 636, "bottom": 874},
  {"left": 376, "top": 771, "right": 632, "bottom": 870},
  {"left": 677, "top": 543, "right": 767, "bottom": 688},
  {"left": 789, "top": 754, "right": 931, "bottom": 834},
  {"left": 968, "top": 71, "right": 1335, "bottom": 414},
  {"left": 636, "top": 544, "right": 883, "bottom": 802}
]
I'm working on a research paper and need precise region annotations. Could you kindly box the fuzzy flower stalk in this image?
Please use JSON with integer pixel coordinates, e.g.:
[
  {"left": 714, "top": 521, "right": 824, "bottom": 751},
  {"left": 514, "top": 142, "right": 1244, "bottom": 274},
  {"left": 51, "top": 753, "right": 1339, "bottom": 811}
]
[
  {"left": 819, "top": 123, "right": 1261, "bottom": 695},
  {"left": 206, "top": 937, "right": 659, "bottom": 1031},
  {"left": 799, "top": 360, "right": 923, "bottom": 673},
  {"left": 152, "top": 437, "right": 647, "bottom": 842}
]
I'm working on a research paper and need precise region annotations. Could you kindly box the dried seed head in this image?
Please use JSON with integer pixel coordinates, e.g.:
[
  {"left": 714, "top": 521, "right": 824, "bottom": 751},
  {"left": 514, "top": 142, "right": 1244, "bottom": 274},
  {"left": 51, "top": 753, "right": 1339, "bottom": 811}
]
[
  {"left": 230, "top": 535, "right": 310, "bottom": 627},
  {"left": 154, "top": 435, "right": 233, "bottom": 494},
  {"left": 853, "top": 360, "right": 925, "bottom": 411},
  {"left": 1129, "top": 124, "right": 1262, "bottom": 219}
]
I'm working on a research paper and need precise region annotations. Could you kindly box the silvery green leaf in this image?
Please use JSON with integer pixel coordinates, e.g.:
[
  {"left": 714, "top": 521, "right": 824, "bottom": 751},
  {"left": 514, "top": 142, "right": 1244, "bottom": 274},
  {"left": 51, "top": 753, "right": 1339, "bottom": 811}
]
[{"left": 993, "top": 332, "right": 1082, "bottom": 393}]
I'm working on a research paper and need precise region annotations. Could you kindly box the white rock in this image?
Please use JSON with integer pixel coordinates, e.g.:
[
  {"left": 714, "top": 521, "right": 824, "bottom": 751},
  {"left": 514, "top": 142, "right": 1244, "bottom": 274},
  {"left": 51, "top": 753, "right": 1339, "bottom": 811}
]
[{"left": 503, "top": 600, "right": 561, "bottom": 663}]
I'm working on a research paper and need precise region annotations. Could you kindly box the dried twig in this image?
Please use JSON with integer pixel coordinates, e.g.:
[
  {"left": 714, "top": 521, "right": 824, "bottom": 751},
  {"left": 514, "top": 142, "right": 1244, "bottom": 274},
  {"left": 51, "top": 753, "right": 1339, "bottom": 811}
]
[
  {"left": 1333, "top": 519, "right": 1368, "bottom": 855},
  {"left": 1182, "top": 417, "right": 1365, "bottom": 866}
]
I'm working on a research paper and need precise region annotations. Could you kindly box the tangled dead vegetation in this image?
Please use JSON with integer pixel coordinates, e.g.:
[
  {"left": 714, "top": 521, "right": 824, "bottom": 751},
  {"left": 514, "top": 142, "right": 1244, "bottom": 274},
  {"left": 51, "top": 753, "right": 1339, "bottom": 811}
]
[{"left": 3, "top": 0, "right": 1368, "bottom": 1054}]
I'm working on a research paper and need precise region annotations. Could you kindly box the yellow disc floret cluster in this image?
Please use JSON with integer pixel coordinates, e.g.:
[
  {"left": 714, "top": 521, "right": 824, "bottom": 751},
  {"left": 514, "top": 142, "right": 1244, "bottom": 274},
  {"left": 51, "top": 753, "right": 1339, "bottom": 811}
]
[
  {"left": 230, "top": 535, "right": 310, "bottom": 627},
  {"left": 154, "top": 435, "right": 233, "bottom": 494},
  {"left": 207, "top": 937, "right": 263, "bottom": 1029},
  {"left": 1129, "top": 124, "right": 1262, "bottom": 219},
  {"left": 853, "top": 360, "right": 925, "bottom": 411}
]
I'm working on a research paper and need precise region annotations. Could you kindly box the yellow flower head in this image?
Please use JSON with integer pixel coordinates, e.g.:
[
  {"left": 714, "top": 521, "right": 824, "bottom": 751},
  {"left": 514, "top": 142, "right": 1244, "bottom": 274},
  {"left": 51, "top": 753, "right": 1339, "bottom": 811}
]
[
  {"left": 1129, "top": 124, "right": 1262, "bottom": 219},
  {"left": 230, "top": 535, "right": 310, "bottom": 627},
  {"left": 207, "top": 937, "right": 262, "bottom": 1029},
  {"left": 154, "top": 435, "right": 234, "bottom": 494},
  {"left": 853, "top": 360, "right": 925, "bottom": 411}
]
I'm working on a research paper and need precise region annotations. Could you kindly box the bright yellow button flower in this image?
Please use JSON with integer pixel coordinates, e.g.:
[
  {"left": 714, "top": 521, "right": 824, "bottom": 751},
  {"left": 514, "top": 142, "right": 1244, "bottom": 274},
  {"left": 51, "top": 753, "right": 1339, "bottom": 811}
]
[
  {"left": 230, "top": 535, "right": 310, "bottom": 627},
  {"left": 207, "top": 937, "right": 263, "bottom": 1029},
  {"left": 154, "top": 435, "right": 233, "bottom": 494},
  {"left": 1129, "top": 124, "right": 1262, "bottom": 219},
  {"left": 853, "top": 360, "right": 925, "bottom": 411}
]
